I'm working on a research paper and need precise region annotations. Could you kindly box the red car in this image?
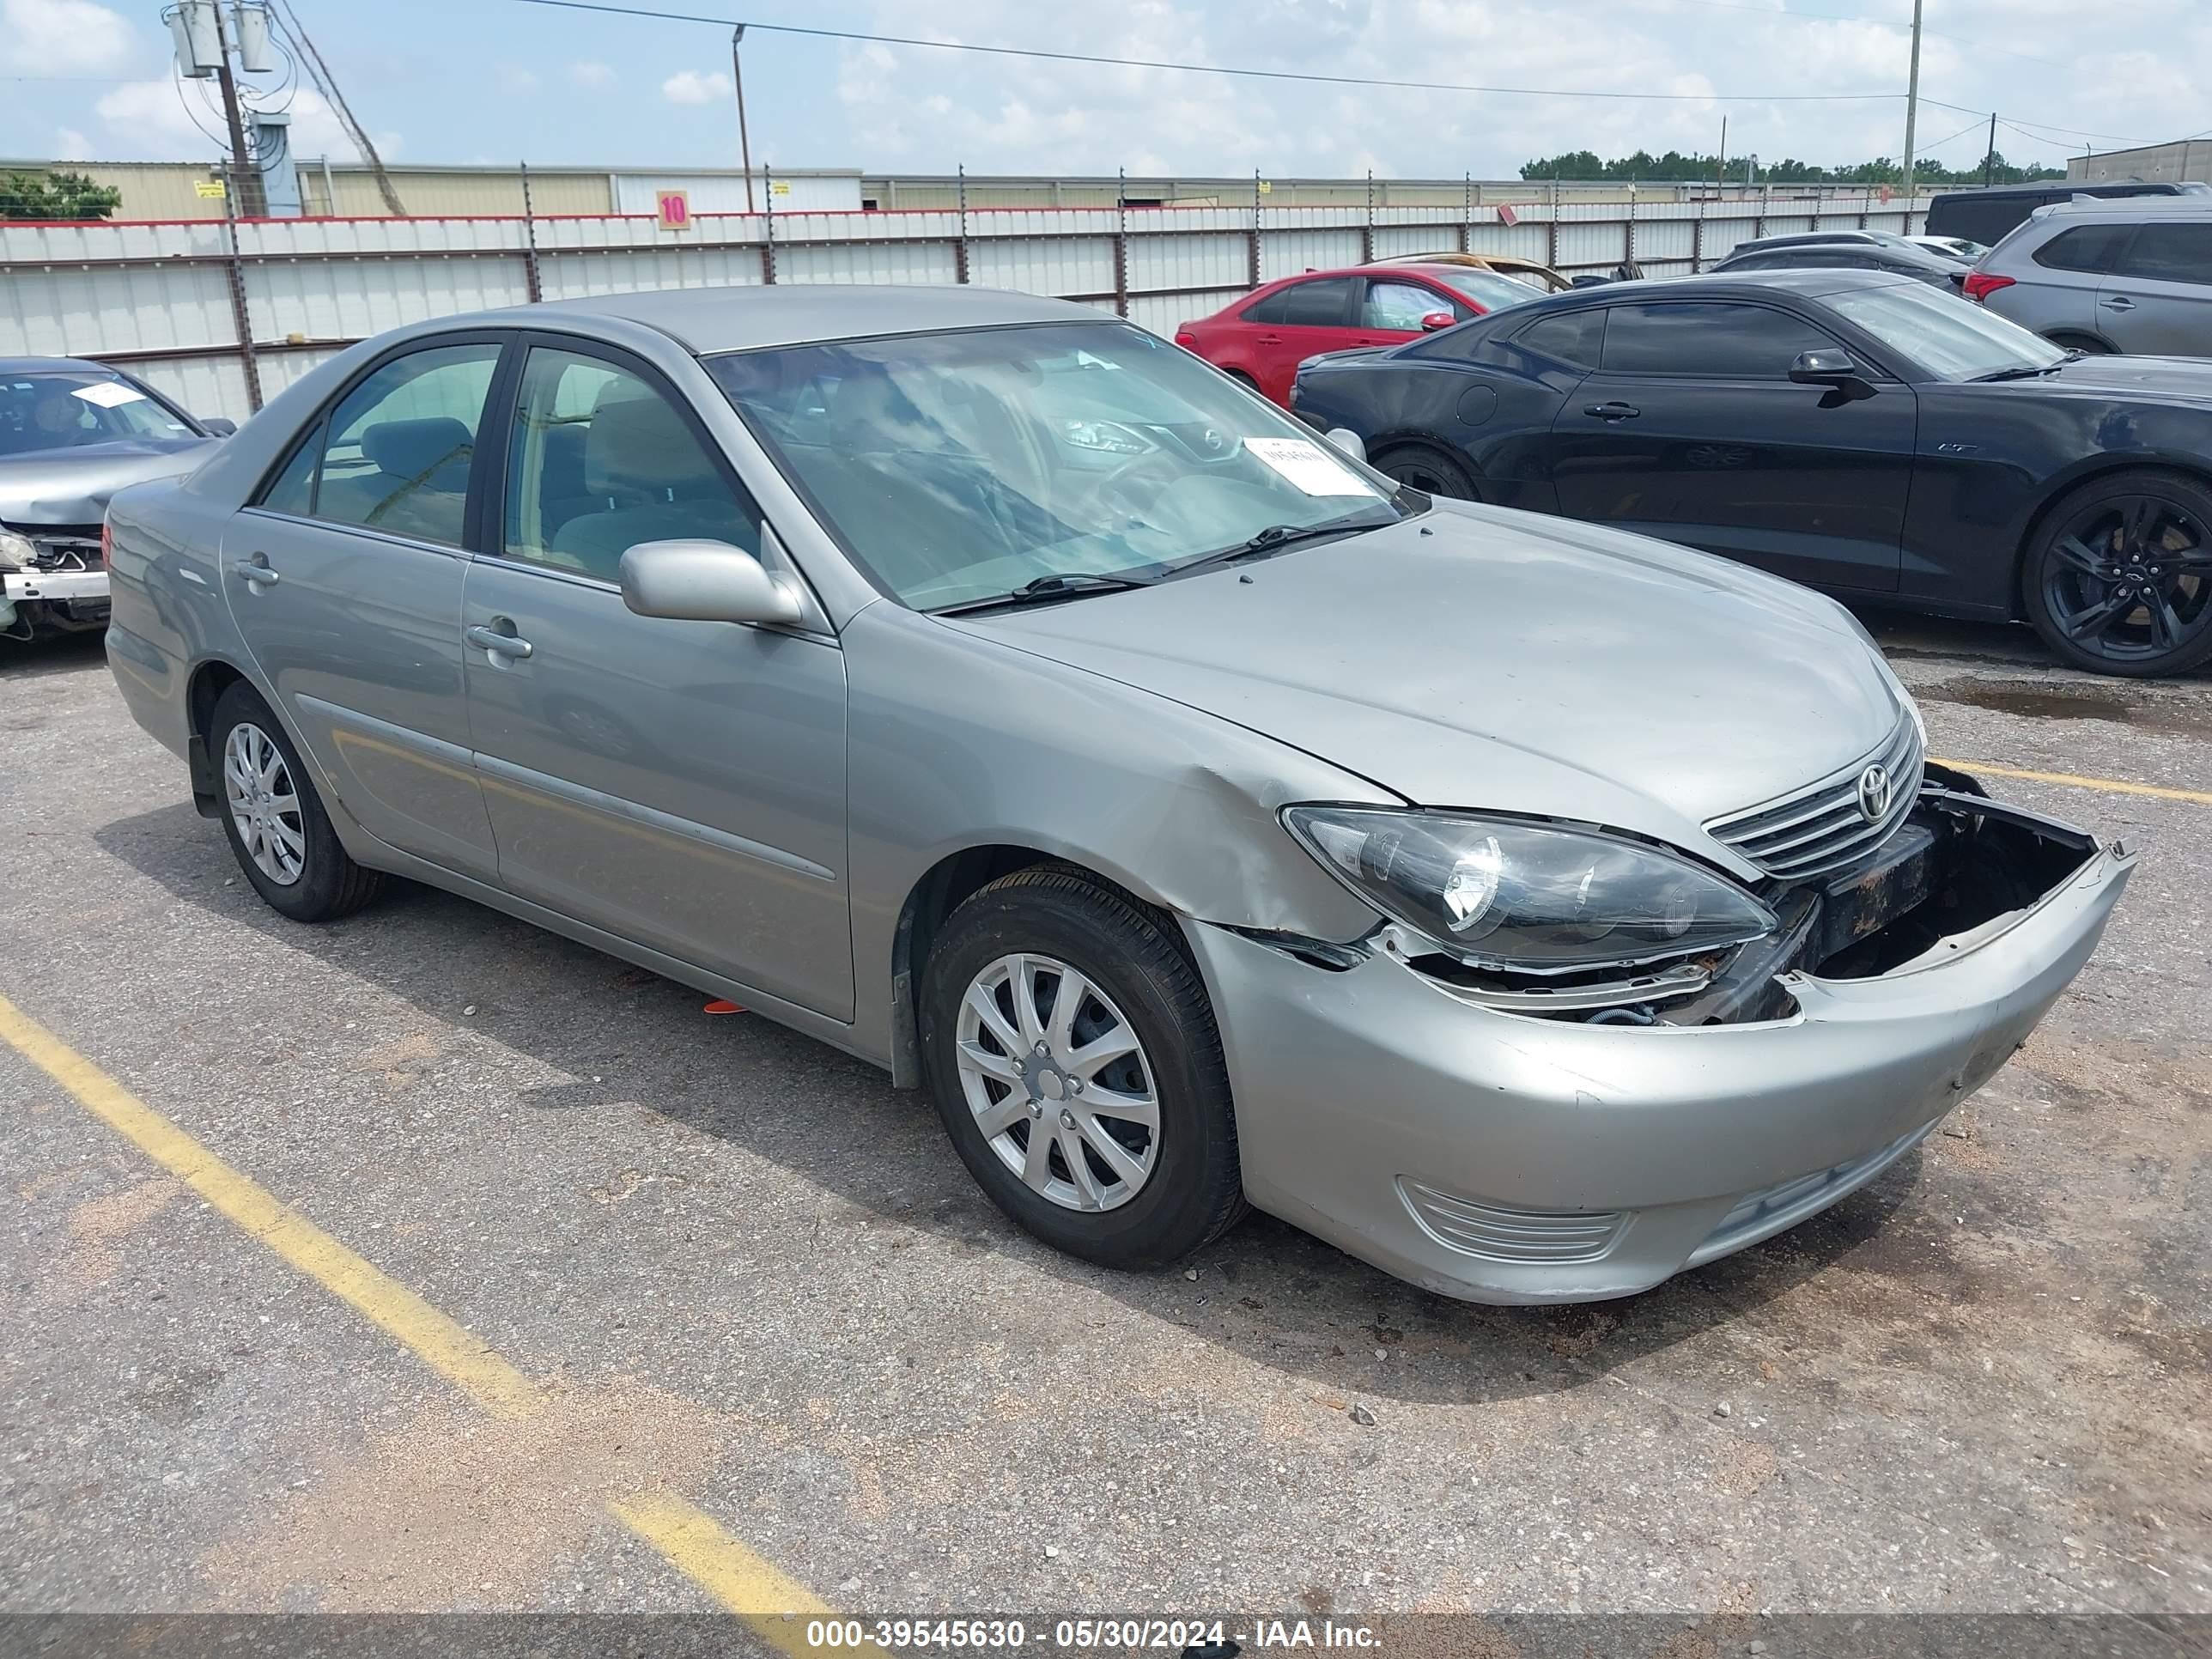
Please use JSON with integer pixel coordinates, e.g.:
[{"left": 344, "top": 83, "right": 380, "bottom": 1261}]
[{"left": 1176, "top": 263, "right": 1541, "bottom": 406}]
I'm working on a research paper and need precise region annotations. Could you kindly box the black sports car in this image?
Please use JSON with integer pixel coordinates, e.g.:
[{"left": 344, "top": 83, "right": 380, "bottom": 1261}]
[{"left": 1291, "top": 269, "right": 2212, "bottom": 676}]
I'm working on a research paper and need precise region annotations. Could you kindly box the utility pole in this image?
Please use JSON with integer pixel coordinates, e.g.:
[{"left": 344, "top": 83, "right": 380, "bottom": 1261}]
[
  {"left": 209, "top": 2, "right": 265, "bottom": 217},
  {"left": 1983, "top": 111, "right": 1997, "bottom": 185},
  {"left": 1716, "top": 115, "right": 1728, "bottom": 197},
  {"left": 732, "top": 26, "right": 756, "bottom": 213},
  {"left": 1899, "top": 0, "right": 1924, "bottom": 200}
]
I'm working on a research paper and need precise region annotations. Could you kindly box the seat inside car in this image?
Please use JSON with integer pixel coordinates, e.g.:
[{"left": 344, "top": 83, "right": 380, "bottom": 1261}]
[
  {"left": 544, "top": 389, "right": 755, "bottom": 580},
  {"left": 322, "top": 416, "right": 473, "bottom": 540}
]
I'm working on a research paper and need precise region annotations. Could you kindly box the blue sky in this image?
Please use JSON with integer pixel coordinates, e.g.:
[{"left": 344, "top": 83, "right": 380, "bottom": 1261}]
[{"left": 6, "top": 0, "right": 2207, "bottom": 181}]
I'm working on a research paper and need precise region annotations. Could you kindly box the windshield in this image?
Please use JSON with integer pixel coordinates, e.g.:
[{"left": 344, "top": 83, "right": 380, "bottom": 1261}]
[
  {"left": 709, "top": 321, "right": 1399, "bottom": 611},
  {"left": 1419, "top": 267, "right": 1545, "bottom": 312},
  {"left": 1825, "top": 282, "right": 2069, "bottom": 381},
  {"left": 0, "top": 372, "right": 198, "bottom": 457}
]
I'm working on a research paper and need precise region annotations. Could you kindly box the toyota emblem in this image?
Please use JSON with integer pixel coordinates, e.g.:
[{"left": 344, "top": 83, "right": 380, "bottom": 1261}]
[{"left": 1856, "top": 763, "right": 1892, "bottom": 824}]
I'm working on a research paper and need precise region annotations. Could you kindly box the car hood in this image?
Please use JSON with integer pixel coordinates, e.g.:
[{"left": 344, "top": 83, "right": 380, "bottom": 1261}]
[
  {"left": 0, "top": 437, "right": 217, "bottom": 525},
  {"left": 964, "top": 502, "right": 1902, "bottom": 866},
  {"left": 2036, "top": 354, "right": 2212, "bottom": 404}
]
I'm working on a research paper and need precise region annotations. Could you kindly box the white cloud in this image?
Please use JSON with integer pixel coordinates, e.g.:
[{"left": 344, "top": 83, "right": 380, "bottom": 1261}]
[
  {"left": 87, "top": 79, "right": 398, "bottom": 167},
  {"left": 4, "top": 0, "right": 135, "bottom": 76},
  {"left": 497, "top": 64, "right": 540, "bottom": 93},
  {"left": 569, "top": 60, "right": 617, "bottom": 88},
  {"left": 661, "top": 69, "right": 732, "bottom": 106},
  {"left": 52, "top": 125, "right": 93, "bottom": 158}
]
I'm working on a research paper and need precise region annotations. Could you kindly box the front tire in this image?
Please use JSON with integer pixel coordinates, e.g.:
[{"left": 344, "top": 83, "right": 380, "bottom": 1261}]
[
  {"left": 210, "top": 682, "right": 384, "bottom": 921},
  {"left": 918, "top": 866, "right": 1246, "bottom": 1270},
  {"left": 2045, "top": 332, "right": 2114, "bottom": 355},
  {"left": 2022, "top": 469, "right": 2212, "bottom": 678}
]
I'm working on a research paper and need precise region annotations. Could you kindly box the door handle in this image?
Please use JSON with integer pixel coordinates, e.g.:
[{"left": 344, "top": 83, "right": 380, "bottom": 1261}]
[
  {"left": 2101, "top": 295, "right": 2136, "bottom": 311},
  {"left": 465, "top": 623, "right": 534, "bottom": 659},
  {"left": 1255, "top": 333, "right": 1285, "bottom": 343},
  {"left": 229, "top": 556, "right": 280, "bottom": 587},
  {"left": 1584, "top": 401, "right": 1641, "bottom": 421}
]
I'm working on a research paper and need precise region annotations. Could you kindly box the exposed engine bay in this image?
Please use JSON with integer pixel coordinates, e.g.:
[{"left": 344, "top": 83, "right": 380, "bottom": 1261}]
[{"left": 0, "top": 522, "right": 109, "bottom": 641}]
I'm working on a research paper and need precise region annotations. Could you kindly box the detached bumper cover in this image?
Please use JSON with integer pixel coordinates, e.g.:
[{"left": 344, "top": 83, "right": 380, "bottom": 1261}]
[{"left": 1190, "top": 817, "right": 2134, "bottom": 1304}]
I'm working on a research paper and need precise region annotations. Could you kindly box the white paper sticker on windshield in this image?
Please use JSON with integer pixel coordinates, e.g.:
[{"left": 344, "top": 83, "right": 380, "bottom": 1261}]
[
  {"left": 72, "top": 381, "right": 147, "bottom": 409},
  {"left": 1243, "top": 436, "right": 1370, "bottom": 496}
]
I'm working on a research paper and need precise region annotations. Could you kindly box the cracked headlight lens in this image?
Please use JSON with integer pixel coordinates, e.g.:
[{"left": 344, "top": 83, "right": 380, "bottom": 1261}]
[
  {"left": 1284, "top": 805, "right": 1777, "bottom": 974},
  {"left": 0, "top": 529, "right": 34, "bottom": 572}
]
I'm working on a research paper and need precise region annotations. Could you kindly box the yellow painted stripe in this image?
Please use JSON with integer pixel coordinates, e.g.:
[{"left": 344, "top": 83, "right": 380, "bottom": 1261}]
[
  {"left": 0, "top": 990, "right": 865, "bottom": 1641},
  {"left": 0, "top": 991, "right": 544, "bottom": 1419},
  {"left": 1935, "top": 758, "right": 2212, "bottom": 808},
  {"left": 611, "top": 1491, "right": 882, "bottom": 1651}
]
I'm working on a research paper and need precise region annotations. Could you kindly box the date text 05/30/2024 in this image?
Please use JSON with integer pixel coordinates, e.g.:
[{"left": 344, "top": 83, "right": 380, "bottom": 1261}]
[{"left": 803, "top": 1617, "right": 1381, "bottom": 1650}]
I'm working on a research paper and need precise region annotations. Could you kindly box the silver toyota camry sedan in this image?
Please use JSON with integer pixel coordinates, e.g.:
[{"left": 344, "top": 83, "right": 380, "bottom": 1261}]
[{"left": 103, "top": 285, "right": 2135, "bottom": 1304}]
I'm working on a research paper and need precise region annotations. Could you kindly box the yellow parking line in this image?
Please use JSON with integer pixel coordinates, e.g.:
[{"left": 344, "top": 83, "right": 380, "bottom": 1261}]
[
  {"left": 0, "top": 990, "right": 867, "bottom": 1643},
  {"left": 1935, "top": 758, "right": 2212, "bottom": 808}
]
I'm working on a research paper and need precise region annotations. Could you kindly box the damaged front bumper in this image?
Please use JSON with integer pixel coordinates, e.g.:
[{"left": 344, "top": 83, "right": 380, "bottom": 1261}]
[
  {"left": 2, "top": 526, "right": 110, "bottom": 638},
  {"left": 1187, "top": 782, "right": 2135, "bottom": 1304}
]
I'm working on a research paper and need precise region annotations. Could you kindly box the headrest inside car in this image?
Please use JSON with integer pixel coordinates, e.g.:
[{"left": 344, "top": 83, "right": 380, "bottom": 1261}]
[
  {"left": 585, "top": 393, "right": 713, "bottom": 494},
  {"left": 361, "top": 416, "right": 473, "bottom": 483}
]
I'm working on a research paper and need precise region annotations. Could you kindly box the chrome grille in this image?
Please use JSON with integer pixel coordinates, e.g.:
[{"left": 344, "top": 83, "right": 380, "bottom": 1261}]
[
  {"left": 1397, "top": 1179, "right": 1626, "bottom": 1264},
  {"left": 1705, "top": 712, "right": 1923, "bottom": 883}
]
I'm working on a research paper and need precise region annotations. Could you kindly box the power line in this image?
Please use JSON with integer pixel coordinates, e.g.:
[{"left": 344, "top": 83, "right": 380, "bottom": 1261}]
[
  {"left": 513, "top": 0, "right": 1906, "bottom": 101},
  {"left": 1917, "top": 114, "right": 1994, "bottom": 155},
  {"left": 1917, "top": 95, "right": 2150, "bottom": 146}
]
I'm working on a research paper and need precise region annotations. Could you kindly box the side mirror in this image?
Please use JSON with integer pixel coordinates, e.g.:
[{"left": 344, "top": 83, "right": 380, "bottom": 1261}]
[
  {"left": 1419, "top": 310, "right": 1455, "bottom": 332},
  {"left": 1789, "top": 349, "right": 1869, "bottom": 388},
  {"left": 619, "top": 538, "right": 805, "bottom": 626},
  {"left": 201, "top": 417, "right": 238, "bottom": 437},
  {"left": 1322, "top": 427, "right": 1367, "bottom": 465}
]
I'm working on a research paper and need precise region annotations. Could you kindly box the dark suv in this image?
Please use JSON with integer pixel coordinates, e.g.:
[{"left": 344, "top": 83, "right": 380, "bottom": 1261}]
[{"left": 1926, "top": 180, "right": 2210, "bottom": 247}]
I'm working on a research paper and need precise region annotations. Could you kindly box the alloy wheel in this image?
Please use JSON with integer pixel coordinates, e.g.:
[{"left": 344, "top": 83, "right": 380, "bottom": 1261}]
[
  {"left": 2042, "top": 494, "right": 2212, "bottom": 665},
  {"left": 954, "top": 951, "right": 1160, "bottom": 1213},
  {"left": 223, "top": 720, "right": 307, "bottom": 886}
]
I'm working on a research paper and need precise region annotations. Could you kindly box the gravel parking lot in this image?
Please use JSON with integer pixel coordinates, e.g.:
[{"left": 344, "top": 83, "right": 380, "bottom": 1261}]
[{"left": 3, "top": 612, "right": 2207, "bottom": 1647}]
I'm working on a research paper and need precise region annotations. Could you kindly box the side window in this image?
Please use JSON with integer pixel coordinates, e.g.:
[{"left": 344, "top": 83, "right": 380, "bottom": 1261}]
[
  {"left": 1278, "top": 277, "right": 1356, "bottom": 327},
  {"left": 2113, "top": 223, "right": 2212, "bottom": 286},
  {"left": 1363, "top": 281, "right": 1457, "bottom": 330},
  {"left": 1599, "top": 302, "right": 1837, "bottom": 379},
  {"left": 258, "top": 419, "right": 324, "bottom": 516},
  {"left": 1242, "top": 288, "right": 1291, "bottom": 325},
  {"left": 1515, "top": 308, "right": 1605, "bottom": 368},
  {"left": 2033, "top": 225, "right": 2134, "bottom": 274},
  {"left": 503, "top": 346, "right": 760, "bottom": 586},
  {"left": 310, "top": 343, "right": 500, "bottom": 545}
]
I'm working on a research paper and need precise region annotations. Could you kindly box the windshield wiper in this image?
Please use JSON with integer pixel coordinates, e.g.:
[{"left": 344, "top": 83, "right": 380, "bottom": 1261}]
[
  {"left": 1176, "top": 509, "right": 1397, "bottom": 575},
  {"left": 1972, "top": 356, "right": 2075, "bottom": 382},
  {"left": 932, "top": 570, "right": 1157, "bottom": 616}
]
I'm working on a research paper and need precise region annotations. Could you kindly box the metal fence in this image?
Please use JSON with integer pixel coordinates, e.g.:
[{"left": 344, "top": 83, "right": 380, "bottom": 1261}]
[{"left": 0, "top": 182, "right": 1932, "bottom": 425}]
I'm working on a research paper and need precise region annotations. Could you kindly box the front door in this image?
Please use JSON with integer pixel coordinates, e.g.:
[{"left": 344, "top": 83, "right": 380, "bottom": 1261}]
[
  {"left": 2098, "top": 220, "right": 2212, "bottom": 356},
  {"left": 1545, "top": 299, "right": 1916, "bottom": 593},
  {"left": 222, "top": 337, "right": 506, "bottom": 878},
  {"left": 460, "top": 337, "right": 854, "bottom": 1018},
  {"left": 1242, "top": 276, "right": 1364, "bottom": 404}
]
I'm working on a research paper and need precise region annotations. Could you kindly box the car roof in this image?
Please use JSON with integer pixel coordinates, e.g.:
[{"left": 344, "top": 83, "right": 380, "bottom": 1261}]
[
  {"left": 0, "top": 356, "right": 126, "bottom": 377},
  {"left": 457, "top": 283, "right": 1112, "bottom": 356},
  {"left": 2027, "top": 196, "right": 2212, "bottom": 222},
  {"left": 1487, "top": 268, "right": 1917, "bottom": 313},
  {"left": 1930, "top": 180, "right": 2194, "bottom": 200},
  {"left": 1733, "top": 229, "right": 1899, "bottom": 250}
]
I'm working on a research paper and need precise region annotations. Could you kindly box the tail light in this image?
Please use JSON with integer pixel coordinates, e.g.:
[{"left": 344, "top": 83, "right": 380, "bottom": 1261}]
[
  {"left": 100, "top": 520, "right": 112, "bottom": 568},
  {"left": 1174, "top": 329, "right": 1199, "bottom": 349},
  {"left": 1961, "top": 271, "right": 2014, "bottom": 304}
]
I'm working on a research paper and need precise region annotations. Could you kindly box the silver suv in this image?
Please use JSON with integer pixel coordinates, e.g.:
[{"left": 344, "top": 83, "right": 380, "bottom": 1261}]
[{"left": 1967, "top": 198, "right": 2212, "bottom": 356}]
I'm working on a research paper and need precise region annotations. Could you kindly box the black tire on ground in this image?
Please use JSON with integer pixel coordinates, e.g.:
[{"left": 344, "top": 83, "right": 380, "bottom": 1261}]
[
  {"left": 2046, "top": 332, "right": 2114, "bottom": 355},
  {"left": 208, "top": 680, "right": 384, "bottom": 921},
  {"left": 1370, "top": 442, "right": 1480, "bottom": 500},
  {"left": 918, "top": 865, "right": 1247, "bottom": 1271},
  {"left": 2021, "top": 467, "right": 2212, "bottom": 678},
  {"left": 1224, "top": 369, "right": 1261, "bottom": 393}
]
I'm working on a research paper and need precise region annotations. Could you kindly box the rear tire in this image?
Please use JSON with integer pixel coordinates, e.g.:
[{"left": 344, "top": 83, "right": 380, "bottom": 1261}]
[
  {"left": 209, "top": 682, "right": 384, "bottom": 921},
  {"left": 918, "top": 865, "right": 1246, "bottom": 1271},
  {"left": 2046, "top": 332, "right": 2113, "bottom": 355},
  {"left": 2021, "top": 468, "right": 2212, "bottom": 678},
  {"left": 1371, "top": 442, "right": 1480, "bottom": 500}
]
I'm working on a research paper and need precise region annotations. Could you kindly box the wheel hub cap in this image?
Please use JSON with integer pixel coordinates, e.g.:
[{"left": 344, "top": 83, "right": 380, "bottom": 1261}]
[
  {"left": 2042, "top": 494, "right": 2212, "bottom": 664},
  {"left": 222, "top": 720, "right": 307, "bottom": 888},
  {"left": 953, "top": 952, "right": 1160, "bottom": 1214}
]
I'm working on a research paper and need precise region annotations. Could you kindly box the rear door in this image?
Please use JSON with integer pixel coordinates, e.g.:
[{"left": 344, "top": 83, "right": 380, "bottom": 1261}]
[
  {"left": 2098, "top": 221, "right": 2212, "bottom": 356},
  {"left": 222, "top": 335, "right": 507, "bottom": 879},
  {"left": 1546, "top": 298, "right": 1915, "bottom": 593},
  {"left": 459, "top": 333, "right": 854, "bottom": 1018},
  {"left": 1241, "top": 276, "right": 1361, "bottom": 404}
]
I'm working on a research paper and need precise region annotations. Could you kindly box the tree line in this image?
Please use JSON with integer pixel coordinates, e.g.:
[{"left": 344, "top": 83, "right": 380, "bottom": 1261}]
[{"left": 1519, "top": 149, "right": 2066, "bottom": 185}]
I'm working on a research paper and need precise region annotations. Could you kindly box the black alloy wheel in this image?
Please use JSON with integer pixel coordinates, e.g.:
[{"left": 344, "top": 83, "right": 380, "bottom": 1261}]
[
  {"left": 2026, "top": 473, "right": 2212, "bottom": 677},
  {"left": 1375, "top": 444, "right": 1478, "bottom": 500}
]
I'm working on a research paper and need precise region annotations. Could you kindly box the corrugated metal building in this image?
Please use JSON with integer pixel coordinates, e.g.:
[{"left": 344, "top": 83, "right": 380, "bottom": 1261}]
[{"left": 2068, "top": 141, "right": 2212, "bottom": 186}]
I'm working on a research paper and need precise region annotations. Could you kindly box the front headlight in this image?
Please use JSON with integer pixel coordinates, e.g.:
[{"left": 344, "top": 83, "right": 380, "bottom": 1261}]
[
  {"left": 1059, "top": 417, "right": 1150, "bottom": 455},
  {"left": 1283, "top": 805, "right": 1777, "bottom": 974},
  {"left": 0, "top": 529, "right": 34, "bottom": 572}
]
